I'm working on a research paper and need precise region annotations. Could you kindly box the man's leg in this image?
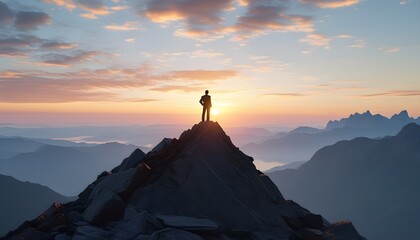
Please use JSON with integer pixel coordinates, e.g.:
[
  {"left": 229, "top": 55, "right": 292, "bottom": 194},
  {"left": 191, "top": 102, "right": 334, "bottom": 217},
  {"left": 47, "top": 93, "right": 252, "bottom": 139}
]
[
  {"left": 206, "top": 107, "right": 210, "bottom": 121},
  {"left": 202, "top": 107, "right": 205, "bottom": 122}
]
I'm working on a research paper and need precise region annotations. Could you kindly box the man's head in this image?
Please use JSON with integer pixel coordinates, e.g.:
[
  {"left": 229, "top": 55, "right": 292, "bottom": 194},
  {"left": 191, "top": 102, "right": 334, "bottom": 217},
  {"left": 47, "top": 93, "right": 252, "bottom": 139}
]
[{"left": 205, "top": 90, "right": 209, "bottom": 95}]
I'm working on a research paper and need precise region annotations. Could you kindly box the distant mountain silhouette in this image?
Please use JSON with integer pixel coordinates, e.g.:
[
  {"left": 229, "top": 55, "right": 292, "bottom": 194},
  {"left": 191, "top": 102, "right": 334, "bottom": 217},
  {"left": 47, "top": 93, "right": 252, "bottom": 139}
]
[
  {"left": 243, "top": 110, "right": 420, "bottom": 163},
  {"left": 2, "top": 122, "right": 366, "bottom": 240},
  {"left": 268, "top": 123, "right": 420, "bottom": 240},
  {"left": 0, "top": 125, "right": 273, "bottom": 151},
  {"left": 0, "top": 136, "right": 92, "bottom": 160},
  {"left": 0, "top": 174, "right": 73, "bottom": 236},
  {"left": 326, "top": 110, "right": 418, "bottom": 130},
  {"left": 0, "top": 142, "right": 140, "bottom": 196},
  {"left": 265, "top": 161, "right": 305, "bottom": 173},
  {"left": 0, "top": 138, "right": 45, "bottom": 159}
]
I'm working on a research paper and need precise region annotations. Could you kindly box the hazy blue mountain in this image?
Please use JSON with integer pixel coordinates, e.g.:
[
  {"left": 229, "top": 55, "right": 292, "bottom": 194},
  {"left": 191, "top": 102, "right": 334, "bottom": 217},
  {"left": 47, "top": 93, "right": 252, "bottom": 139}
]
[
  {"left": 268, "top": 123, "right": 420, "bottom": 240},
  {"left": 264, "top": 161, "right": 305, "bottom": 173},
  {"left": 0, "top": 174, "right": 73, "bottom": 236},
  {"left": 0, "top": 136, "right": 94, "bottom": 160},
  {"left": 0, "top": 138, "right": 45, "bottom": 160},
  {"left": 4, "top": 121, "right": 365, "bottom": 240},
  {"left": 243, "top": 110, "right": 419, "bottom": 164},
  {"left": 0, "top": 125, "right": 273, "bottom": 150},
  {"left": 326, "top": 110, "right": 418, "bottom": 131},
  {"left": 0, "top": 143, "right": 141, "bottom": 196},
  {"left": 288, "top": 126, "right": 324, "bottom": 135}
]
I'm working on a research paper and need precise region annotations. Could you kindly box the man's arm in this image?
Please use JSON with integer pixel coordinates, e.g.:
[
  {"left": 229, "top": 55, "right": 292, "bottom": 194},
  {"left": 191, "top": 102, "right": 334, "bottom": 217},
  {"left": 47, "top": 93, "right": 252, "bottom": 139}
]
[
  {"left": 199, "top": 96, "right": 204, "bottom": 106},
  {"left": 209, "top": 96, "right": 212, "bottom": 107}
]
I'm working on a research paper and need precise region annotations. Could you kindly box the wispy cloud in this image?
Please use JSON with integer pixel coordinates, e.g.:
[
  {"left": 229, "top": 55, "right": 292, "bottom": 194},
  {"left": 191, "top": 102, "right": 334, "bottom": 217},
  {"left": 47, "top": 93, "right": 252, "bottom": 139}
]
[
  {"left": 348, "top": 39, "right": 365, "bottom": 48},
  {"left": 378, "top": 47, "right": 401, "bottom": 53},
  {"left": 104, "top": 21, "right": 143, "bottom": 31},
  {"left": 40, "top": 41, "right": 78, "bottom": 50},
  {"left": 0, "top": 34, "right": 41, "bottom": 56},
  {"left": 264, "top": 93, "right": 306, "bottom": 97},
  {"left": 399, "top": 0, "right": 411, "bottom": 5},
  {"left": 0, "top": 66, "right": 237, "bottom": 103},
  {"left": 141, "top": 0, "right": 233, "bottom": 26},
  {"left": 300, "top": 33, "right": 331, "bottom": 48},
  {"left": 360, "top": 90, "right": 420, "bottom": 97},
  {"left": 334, "top": 34, "right": 353, "bottom": 39},
  {"left": 150, "top": 85, "right": 203, "bottom": 92},
  {"left": 38, "top": 51, "right": 100, "bottom": 67},
  {"left": 42, "top": 0, "right": 126, "bottom": 18},
  {"left": 300, "top": 0, "right": 360, "bottom": 8},
  {"left": 125, "top": 38, "right": 135, "bottom": 43},
  {"left": 164, "top": 70, "right": 237, "bottom": 81}
]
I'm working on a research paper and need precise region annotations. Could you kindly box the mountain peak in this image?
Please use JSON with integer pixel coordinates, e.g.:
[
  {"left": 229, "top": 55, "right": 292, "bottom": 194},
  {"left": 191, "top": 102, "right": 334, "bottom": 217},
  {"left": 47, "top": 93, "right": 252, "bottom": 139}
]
[
  {"left": 3, "top": 122, "right": 366, "bottom": 240},
  {"left": 391, "top": 110, "right": 410, "bottom": 120},
  {"left": 396, "top": 122, "right": 420, "bottom": 139},
  {"left": 363, "top": 110, "right": 372, "bottom": 116},
  {"left": 326, "top": 110, "right": 419, "bottom": 131}
]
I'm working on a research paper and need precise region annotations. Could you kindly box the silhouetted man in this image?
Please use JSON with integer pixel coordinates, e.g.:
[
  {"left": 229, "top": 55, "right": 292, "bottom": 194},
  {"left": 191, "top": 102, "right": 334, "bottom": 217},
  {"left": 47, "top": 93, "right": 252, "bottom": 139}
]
[{"left": 199, "top": 90, "right": 212, "bottom": 121}]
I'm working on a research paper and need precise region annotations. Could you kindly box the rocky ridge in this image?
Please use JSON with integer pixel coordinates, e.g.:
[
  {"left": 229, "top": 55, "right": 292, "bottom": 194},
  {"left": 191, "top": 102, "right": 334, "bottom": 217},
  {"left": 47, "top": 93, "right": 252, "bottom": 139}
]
[{"left": 2, "top": 121, "right": 366, "bottom": 240}]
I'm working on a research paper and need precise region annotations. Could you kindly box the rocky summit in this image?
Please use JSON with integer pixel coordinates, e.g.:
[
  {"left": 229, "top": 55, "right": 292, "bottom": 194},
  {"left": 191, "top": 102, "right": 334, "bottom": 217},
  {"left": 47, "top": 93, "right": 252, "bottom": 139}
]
[{"left": 2, "top": 121, "right": 366, "bottom": 240}]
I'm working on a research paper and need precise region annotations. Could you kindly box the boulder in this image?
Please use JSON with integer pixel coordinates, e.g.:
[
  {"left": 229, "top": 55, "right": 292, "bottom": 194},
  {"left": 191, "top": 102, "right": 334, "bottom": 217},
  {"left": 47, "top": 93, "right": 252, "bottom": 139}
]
[
  {"left": 82, "top": 190, "right": 126, "bottom": 226},
  {"left": 109, "top": 206, "right": 162, "bottom": 240},
  {"left": 82, "top": 168, "right": 139, "bottom": 225},
  {"left": 72, "top": 225, "right": 113, "bottom": 240},
  {"left": 155, "top": 214, "right": 220, "bottom": 235}
]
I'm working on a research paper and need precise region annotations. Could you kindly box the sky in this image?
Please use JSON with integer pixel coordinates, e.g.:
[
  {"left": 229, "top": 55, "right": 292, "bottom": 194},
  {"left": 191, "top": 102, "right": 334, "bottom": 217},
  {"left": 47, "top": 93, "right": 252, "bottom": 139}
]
[{"left": 0, "top": 0, "right": 419, "bottom": 128}]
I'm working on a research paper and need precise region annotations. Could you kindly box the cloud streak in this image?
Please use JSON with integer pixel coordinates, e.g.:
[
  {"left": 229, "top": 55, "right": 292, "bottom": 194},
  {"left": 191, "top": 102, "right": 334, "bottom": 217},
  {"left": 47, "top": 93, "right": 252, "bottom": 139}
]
[
  {"left": 0, "top": 67, "right": 237, "bottom": 103},
  {"left": 104, "top": 22, "right": 143, "bottom": 31},
  {"left": 360, "top": 90, "right": 420, "bottom": 97},
  {"left": 264, "top": 92, "right": 306, "bottom": 97},
  {"left": 39, "top": 51, "right": 100, "bottom": 66},
  {"left": 42, "top": 0, "right": 126, "bottom": 18},
  {"left": 300, "top": 0, "right": 360, "bottom": 8},
  {"left": 300, "top": 33, "right": 331, "bottom": 47},
  {"left": 0, "top": 34, "right": 41, "bottom": 56}
]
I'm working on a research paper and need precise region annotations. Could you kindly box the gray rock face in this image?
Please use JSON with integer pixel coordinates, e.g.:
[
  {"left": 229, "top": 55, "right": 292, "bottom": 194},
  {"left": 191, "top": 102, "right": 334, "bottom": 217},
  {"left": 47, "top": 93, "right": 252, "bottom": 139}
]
[
  {"left": 2, "top": 121, "right": 366, "bottom": 240},
  {"left": 129, "top": 122, "right": 287, "bottom": 230}
]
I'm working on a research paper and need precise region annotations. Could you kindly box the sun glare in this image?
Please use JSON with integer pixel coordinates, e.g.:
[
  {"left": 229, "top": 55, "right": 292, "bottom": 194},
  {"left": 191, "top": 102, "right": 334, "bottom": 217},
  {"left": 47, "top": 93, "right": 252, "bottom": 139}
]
[{"left": 211, "top": 108, "right": 219, "bottom": 115}]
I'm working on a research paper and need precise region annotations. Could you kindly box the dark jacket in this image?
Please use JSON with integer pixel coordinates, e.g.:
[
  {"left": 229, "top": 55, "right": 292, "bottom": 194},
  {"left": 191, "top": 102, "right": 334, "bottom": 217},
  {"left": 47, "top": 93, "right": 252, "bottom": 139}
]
[{"left": 199, "top": 95, "right": 212, "bottom": 108}]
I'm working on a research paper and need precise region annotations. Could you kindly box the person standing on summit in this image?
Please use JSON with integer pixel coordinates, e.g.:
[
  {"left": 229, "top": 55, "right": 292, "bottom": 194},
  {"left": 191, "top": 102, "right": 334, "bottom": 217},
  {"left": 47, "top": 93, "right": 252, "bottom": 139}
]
[{"left": 199, "top": 90, "right": 212, "bottom": 122}]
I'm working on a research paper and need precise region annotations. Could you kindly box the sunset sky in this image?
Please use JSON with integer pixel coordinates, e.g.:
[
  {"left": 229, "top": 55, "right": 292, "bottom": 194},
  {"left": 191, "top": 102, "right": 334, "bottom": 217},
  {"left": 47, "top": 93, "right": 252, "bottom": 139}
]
[{"left": 0, "top": 0, "right": 419, "bottom": 127}]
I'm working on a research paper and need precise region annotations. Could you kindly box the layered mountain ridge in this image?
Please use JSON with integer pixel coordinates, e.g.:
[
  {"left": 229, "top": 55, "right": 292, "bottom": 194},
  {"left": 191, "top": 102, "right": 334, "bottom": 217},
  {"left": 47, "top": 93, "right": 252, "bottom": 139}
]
[
  {"left": 2, "top": 121, "right": 365, "bottom": 240},
  {"left": 244, "top": 110, "right": 420, "bottom": 164},
  {"left": 268, "top": 123, "right": 420, "bottom": 240},
  {"left": 0, "top": 174, "right": 73, "bottom": 237}
]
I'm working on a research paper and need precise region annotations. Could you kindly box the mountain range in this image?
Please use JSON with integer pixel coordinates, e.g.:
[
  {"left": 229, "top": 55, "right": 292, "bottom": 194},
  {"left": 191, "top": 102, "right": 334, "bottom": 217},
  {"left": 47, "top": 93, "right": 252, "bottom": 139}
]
[
  {"left": 268, "top": 123, "right": 420, "bottom": 240},
  {"left": 0, "top": 174, "right": 73, "bottom": 236},
  {"left": 2, "top": 122, "right": 366, "bottom": 240},
  {"left": 0, "top": 138, "right": 140, "bottom": 196},
  {"left": 243, "top": 110, "right": 420, "bottom": 164}
]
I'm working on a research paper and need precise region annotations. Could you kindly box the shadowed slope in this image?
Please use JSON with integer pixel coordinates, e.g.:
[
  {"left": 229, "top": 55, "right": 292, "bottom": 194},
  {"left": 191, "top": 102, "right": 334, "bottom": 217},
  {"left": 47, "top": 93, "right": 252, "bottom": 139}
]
[
  {"left": 2, "top": 121, "right": 366, "bottom": 240},
  {"left": 269, "top": 123, "right": 420, "bottom": 240}
]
